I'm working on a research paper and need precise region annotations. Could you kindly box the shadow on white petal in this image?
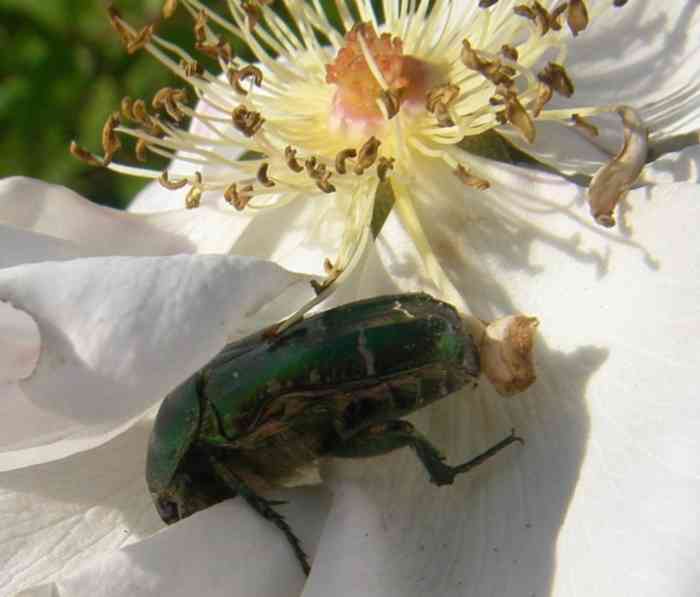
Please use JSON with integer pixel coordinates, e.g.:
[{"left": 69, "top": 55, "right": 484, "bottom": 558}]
[
  {"left": 565, "top": 1, "right": 700, "bottom": 138},
  {"left": 642, "top": 145, "right": 700, "bottom": 185},
  {"left": 0, "top": 300, "right": 40, "bottom": 382},
  {"left": 302, "top": 331, "right": 605, "bottom": 597}
]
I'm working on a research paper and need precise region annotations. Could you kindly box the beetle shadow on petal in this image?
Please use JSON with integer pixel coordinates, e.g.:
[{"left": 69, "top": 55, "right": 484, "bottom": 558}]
[{"left": 309, "top": 336, "right": 607, "bottom": 597}]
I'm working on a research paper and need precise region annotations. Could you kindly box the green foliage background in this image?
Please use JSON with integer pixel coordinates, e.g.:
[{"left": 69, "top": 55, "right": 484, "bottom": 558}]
[{"left": 0, "top": 0, "right": 234, "bottom": 209}]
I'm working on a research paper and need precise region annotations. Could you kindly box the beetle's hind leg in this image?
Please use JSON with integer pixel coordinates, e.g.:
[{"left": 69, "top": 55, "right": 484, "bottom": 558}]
[
  {"left": 208, "top": 456, "right": 311, "bottom": 576},
  {"left": 330, "top": 421, "right": 523, "bottom": 487}
]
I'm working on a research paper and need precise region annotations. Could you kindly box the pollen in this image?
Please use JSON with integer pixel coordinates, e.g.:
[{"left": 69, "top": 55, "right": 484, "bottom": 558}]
[{"left": 325, "top": 23, "right": 434, "bottom": 127}]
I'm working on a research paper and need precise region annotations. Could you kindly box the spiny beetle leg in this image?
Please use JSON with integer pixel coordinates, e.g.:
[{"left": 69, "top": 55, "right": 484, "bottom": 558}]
[
  {"left": 331, "top": 421, "right": 523, "bottom": 487},
  {"left": 208, "top": 456, "right": 311, "bottom": 576}
]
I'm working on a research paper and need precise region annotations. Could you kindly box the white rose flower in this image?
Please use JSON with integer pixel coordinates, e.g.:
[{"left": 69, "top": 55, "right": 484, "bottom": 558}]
[{"left": 2, "top": 1, "right": 700, "bottom": 595}]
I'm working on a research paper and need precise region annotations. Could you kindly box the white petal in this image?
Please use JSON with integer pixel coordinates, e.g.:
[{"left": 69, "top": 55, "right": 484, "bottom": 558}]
[
  {"left": 0, "top": 421, "right": 161, "bottom": 596},
  {"left": 0, "top": 301, "right": 40, "bottom": 382},
  {"left": 17, "top": 488, "right": 330, "bottom": 597},
  {"left": 2, "top": 411, "right": 328, "bottom": 597},
  {"left": 0, "top": 177, "right": 245, "bottom": 255},
  {"left": 304, "top": 166, "right": 700, "bottom": 596},
  {"left": 0, "top": 254, "right": 311, "bottom": 469},
  {"left": 0, "top": 225, "right": 85, "bottom": 269}
]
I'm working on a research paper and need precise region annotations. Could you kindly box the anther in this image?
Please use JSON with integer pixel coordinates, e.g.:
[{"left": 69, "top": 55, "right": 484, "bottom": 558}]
[
  {"left": 232, "top": 105, "right": 265, "bottom": 137},
  {"left": 567, "top": 0, "right": 589, "bottom": 36},
  {"left": 479, "top": 0, "right": 500, "bottom": 7},
  {"left": 454, "top": 165, "right": 490, "bottom": 190},
  {"left": 162, "top": 0, "right": 178, "bottom": 18},
  {"left": 354, "top": 136, "right": 381, "bottom": 175},
  {"left": 257, "top": 163, "right": 275, "bottom": 187},
  {"left": 108, "top": 6, "right": 155, "bottom": 55},
  {"left": 159, "top": 171, "right": 188, "bottom": 190},
  {"left": 285, "top": 146, "right": 304, "bottom": 172},
  {"left": 493, "top": 87, "right": 535, "bottom": 143},
  {"left": 426, "top": 84, "right": 460, "bottom": 112},
  {"left": 180, "top": 59, "right": 204, "bottom": 78},
  {"left": 135, "top": 139, "right": 149, "bottom": 162},
  {"left": 315, "top": 172, "right": 336, "bottom": 194},
  {"left": 69, "top": 141, "right": 104, "bottom": 167},
  {"left": 304, "top": 156, "right": 319, "bottom": 178},
  {"left": 241, "top": 0, "right": 262, "bottom": 31},
  {"left": 231, "top": 65, "right": 264, "bottom": 95},
  {"left": 335, "top": 148, "right": 357, "bottom": 174},
  {"left": 461, "top": 39, "right": 487, "bottom": 72},
  {"left": 131, "top": 99, "right": 149, "bottom": 124},
  {"left": 186, "top": 174, "right": 203, "bottom": 209},
  {"left": 153, "top": 87, "right": 188, "bottom": 121},
  {"left": 531, "top": 83, "right": 552, "bottom": 117},
  {"left": 587, "top": 106, "right": 647, "bottom": 227},
  {"left": 377, "top": 157, "right": 395, "bottom": 182},
  {"left": 101, "top": 112, "right": 122, "bottom": 164},
  {"left": 549, "top": 3, "right": 568, "bottom": 31},
  {"left": 501, "top": 44, "right": 519, "bottom": 61},
  {"left": 461, "top": 41, "right": 514, "bottom": 87},
  {"left": 225, "top": 183, "right": 254, "bottom": 210},
  {"left": 194, "top": 10, "right": 208, "bottom": 43},
  {"left": 537, "top": 63, "right": 574, "bottom": 97}
]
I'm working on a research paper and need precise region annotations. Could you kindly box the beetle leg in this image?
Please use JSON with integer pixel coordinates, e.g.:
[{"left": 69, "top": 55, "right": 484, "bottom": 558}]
[
  {"left": 208, "top": 456, "right": 311, "bottom": 576},
  {"left": 330, "top": 421, "right": 523, "bottom": 487}
]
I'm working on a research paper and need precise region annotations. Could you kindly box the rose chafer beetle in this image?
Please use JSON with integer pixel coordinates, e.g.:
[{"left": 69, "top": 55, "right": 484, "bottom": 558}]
[{"left": 146, "top": 293, "right": 522, "bottom": 574}]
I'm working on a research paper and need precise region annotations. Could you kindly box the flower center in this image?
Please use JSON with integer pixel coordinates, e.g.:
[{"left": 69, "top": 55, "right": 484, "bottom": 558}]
[{"left": 325, "top": 23, "right": 434, "bottom": 129}]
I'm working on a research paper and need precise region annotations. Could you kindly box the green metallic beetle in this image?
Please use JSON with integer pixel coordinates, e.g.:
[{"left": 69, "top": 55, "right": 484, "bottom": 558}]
[{"left": 146, "top": 293, "right": 521, "bottom": 574}]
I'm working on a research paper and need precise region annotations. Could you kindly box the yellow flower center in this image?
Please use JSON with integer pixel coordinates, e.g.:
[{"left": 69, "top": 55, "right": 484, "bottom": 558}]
[{"left": 325, "top": 23, "right": 435, "bottom": 130}]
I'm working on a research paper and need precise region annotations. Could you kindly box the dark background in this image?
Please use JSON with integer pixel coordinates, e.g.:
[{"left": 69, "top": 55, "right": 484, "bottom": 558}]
[{"left": 0, "top": 0, "right": 232, "bottom": 209}]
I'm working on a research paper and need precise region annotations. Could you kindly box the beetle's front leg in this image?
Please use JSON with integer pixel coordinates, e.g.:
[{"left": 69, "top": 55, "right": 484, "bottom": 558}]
[
  {"left": 330, "top": 421, "right": 523, "bottom": 487},
  {"left": 208, "top": 456, "right": 311, "bottom": 576}
]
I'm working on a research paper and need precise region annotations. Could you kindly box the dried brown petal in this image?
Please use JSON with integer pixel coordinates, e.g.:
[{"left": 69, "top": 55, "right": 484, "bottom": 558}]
[
  {"left": 587, "top": 106, "right": 647, "bottom": 227},
  {"left": 478, "top": 315, "right": 539, "bottom": 396}
]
